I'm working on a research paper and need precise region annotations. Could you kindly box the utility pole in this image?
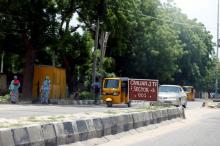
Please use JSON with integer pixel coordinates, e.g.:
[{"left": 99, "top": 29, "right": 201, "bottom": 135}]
[
  {"left": 92, "top": 18, "right": 100, "bottom": 101},
  {"left": 52, "top": 51, "right": 55, "bottom": 67},
  {"left": 100, "top": 32, "right": 110, "bottom": 69},
  {"left": 0, "top": 50, "right": 4, "bottom": 73},
  {"left": 92, "top": 0, "right": 106, "bottom": 103},
  {"left": 215, "top": 0, "right": 219, "bottom": 93}
]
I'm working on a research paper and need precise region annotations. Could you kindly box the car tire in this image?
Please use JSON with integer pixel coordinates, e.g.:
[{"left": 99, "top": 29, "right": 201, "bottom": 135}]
[
  {"left": 182, "top": 104, "right": 186, "bottom": 108},
  {"left": 182, "top": 98, "right": 187, "bottom": 108},
  {"left": 127, "top": 101, "right": 131, "bottom": 107},
  {"left": 178, "top": 98, "right": 182, "bottom": 107},
  {"left": 106, "top": 101, "right": 112, "bottom": 107}
]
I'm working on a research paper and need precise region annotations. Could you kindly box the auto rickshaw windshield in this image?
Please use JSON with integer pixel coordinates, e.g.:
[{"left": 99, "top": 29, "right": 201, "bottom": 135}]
[
  {"left": 183, "top": 87, "right": 191, "bottom": 92},
  {"left": 104, "top": 79, "right": 119, "bottom": 88}
]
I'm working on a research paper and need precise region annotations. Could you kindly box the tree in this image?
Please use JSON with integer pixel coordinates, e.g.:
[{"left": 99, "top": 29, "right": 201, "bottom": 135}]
[
  {"left": 0, "top": 0, "right": 216, "bottom": 97},
  {"left": 161, "top": 3, "right": 214, "bottom": 88},
  {"left": 0, "top": 0, "right": 94, "bottom": 97}
]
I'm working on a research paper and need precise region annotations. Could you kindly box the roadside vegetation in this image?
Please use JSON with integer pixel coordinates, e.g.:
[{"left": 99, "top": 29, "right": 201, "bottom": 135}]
[
  {"left": 0, "top": 94, "right": 10, "bottom": 103},
  {"left": 0, "top": 0, "right": 217, "bottom": 99}
]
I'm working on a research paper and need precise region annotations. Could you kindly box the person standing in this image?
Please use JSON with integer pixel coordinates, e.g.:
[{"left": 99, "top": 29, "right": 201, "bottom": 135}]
[
  {"left": 93, "top": 77, "right": 101, "bottom": 104},
  {"left": 41, "top": 76, "right": 51, "bottom": 104},
  {"left": 9, "top": 75, "right": 20, "bottom": 104}
]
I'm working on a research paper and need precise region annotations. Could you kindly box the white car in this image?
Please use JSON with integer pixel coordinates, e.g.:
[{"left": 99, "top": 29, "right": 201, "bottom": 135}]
[{"left": 158, "top": 85, "right": 187, "bottom": 108}]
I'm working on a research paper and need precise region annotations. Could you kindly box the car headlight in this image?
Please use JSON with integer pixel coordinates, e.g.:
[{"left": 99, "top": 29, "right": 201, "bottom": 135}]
[
  {"left": 113, "top": 92, "right": 119, "bottom": 96},
  {"left": 159, "top": 96, "right": 167, "bottom": 100}
]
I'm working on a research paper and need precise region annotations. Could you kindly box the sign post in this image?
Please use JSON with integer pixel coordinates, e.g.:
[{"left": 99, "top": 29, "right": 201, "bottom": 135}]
[{"left": 128, "top": 79, "right": 158, "bottom": 101}]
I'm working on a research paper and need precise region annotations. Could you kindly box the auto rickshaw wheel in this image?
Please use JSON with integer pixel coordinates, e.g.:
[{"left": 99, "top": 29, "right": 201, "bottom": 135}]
[
  {"left": 127, "top": 101, "right": 131, "bottom": 107},
  {"left": 106, "top": 101, "right": 112, "bottom": 107}
]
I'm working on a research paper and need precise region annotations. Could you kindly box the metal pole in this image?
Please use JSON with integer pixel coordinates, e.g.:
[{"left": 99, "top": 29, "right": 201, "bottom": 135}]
[
  {"left": 52, "top": 51, "right": 55, "bottom": 67},
  {"left": 0, "top": 50, "right": 4, "bottom": 73},
  {"left": 92, "top": 18, "right": 100, "bottom": 102},
  {"left": 215, "top": 0, "right": 219, "bottom": 93}
]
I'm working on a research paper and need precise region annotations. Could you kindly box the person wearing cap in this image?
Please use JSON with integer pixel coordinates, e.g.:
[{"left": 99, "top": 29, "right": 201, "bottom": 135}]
[
  {"left": 40, "top": 76, "right": 51, "bottom": 104},
  {"left": 9, "top": 75, "right": 20, "bottom": 104}
]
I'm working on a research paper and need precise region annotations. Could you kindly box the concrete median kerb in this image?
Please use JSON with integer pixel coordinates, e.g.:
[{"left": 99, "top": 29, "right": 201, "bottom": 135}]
[
  {"left": 0, "top": 129, "right": 15, "bottom": 146},
  {"left": 12, "top": 127, "right": 30, "bottom": 146},
  {"left": 41, "top": 124, "right": 57, "bottom": 145},
  {"left": 49, "top": 99, "right": 104, "bottom": 105},
  {"left": 0, "top": 107, "right": 185, "bottom": 146},
  {"left": 26, "top": 125, "right": 44, "bottom": 146}
]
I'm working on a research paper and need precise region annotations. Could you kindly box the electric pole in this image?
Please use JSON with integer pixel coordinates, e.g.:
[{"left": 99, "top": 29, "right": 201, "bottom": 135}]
[
  {"left": 92, "top": 18, "right": 100, "bottom": 92},
  {"left": 215, "top": 0, "right": 219, "bottom": 93},
  {"left": 0, "top": 50, "right": 4, "bottom": 73},
  {"left": 92, "top": 0, "right": 106, "bottom": 103}
]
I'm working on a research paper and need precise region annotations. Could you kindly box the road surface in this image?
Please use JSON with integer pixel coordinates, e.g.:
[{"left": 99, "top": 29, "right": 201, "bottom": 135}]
[
  {"left": 0, "top": 101, "right": 153, "bottom": 119},
  {"left": 0, "top": 99, "right": 202, "bottom": 119},
  {"left": 99, "top": 100, "right": 220, "bottom": 146}
]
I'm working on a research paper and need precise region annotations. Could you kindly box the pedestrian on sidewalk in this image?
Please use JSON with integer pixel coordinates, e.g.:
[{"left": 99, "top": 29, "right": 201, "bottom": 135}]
[
  {"left": 40, "top": 76, "right": 51, "bottom": 104},
  {"left": 9, "top": 75, "right": 20, "bottom": 104}
]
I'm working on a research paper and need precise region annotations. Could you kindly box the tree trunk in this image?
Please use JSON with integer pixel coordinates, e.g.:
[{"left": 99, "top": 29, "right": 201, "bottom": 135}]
[
  {"left": 22, "top": 34, "right": 36, "bottom": 99},
  {"left": 63, "top": 56, "right": 72, "bottom": 93}
]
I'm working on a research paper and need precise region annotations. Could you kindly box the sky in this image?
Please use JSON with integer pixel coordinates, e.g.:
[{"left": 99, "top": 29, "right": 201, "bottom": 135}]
[{"left": 161, "top": 0, "right": 218, "bottom": 53}]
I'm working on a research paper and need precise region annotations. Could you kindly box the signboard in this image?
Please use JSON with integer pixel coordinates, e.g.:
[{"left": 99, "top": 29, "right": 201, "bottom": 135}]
[{"left": 129, "top": 79, "right": 158, "bottom": 101}]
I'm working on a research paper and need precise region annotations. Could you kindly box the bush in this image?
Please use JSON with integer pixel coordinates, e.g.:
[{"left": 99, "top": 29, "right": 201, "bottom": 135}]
[
  {"left": 0, "top": 94, "right": 10, "bottom": 102},
  {"left": 79, "top": 91, "right": 94, "bottom": 100}
]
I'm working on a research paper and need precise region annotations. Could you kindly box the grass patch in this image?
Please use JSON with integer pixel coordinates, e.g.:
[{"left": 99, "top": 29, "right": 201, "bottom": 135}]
[
  {"left": 0, "top": 123, "right": 25, "bottom": 128},
  {"left": 140, "top": 105, "right": 160, "bottom": 110},
  {"left": 56, "top": 115, "right": 65, "bottom": 119},
  {"left": 46, "top": 115, "right": 66, "bottom": 122},
  {"left": 48, "top": 116, "right": 58, "bottom": 121},
  {"left": 104, "top": 110, "right": 119, "bottom": 115},
  {"left": 0, "top": 94, "right": 10, "bottom": 102},
  {"left": 27, "top": 116, "right": 40, "bottom": 122}
]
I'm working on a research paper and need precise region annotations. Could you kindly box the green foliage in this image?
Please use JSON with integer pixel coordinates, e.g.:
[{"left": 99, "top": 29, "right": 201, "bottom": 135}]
[
  {"left": 0, "top": 94, "right": 10, "bottom": 103},
  {"left": 0, "top": 0, "right": 216, "bottom": 93},
  {"left": 161, "top": 4, "right": 215, "bottom": 88},
  {"left": 101, "top": 0, "right": 215, "bottom": 91},
  {"left": 79, "top": 91, "right": 94, "bottom": 100}
]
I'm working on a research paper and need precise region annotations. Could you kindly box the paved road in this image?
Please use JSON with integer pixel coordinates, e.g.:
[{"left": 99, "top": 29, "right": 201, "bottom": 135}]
[
  {"left": 0, "top": 101, "right": 152, "bottom": 119},
  {"left": 0, "top": 104, "right": 123, "bottom": 119},
  {"left": 99, "top": 100, "right": 220, "bottom": 146},
  {"left": 0, "top": 99, "right": 202, "bottom": 119}
]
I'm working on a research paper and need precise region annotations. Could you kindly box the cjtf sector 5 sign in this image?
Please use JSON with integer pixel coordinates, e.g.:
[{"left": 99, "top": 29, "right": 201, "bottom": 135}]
[{"left": 129, "top": 79, "right": 158, "bottom": 101}]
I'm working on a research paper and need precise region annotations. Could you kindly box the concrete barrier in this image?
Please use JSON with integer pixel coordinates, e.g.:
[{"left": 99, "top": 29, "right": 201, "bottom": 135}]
[
  {"left": 12, "top": 127, "right": 30, "bottom": 146},
  {"left": 122, "top": 114, "right": 133, "bottom": 131},
  {"left": 132, "top": 112, "right": 146, "bottom": 128},
  {"left": 0, "top": 129, "right": 15, "bottom": 146},
  {"left": 54, "top": 121, "right": 80, "bottom": 145},
  {"left": 54, "top": 122, "right": 66, "bottom": 145},
  {"left": 27, "top": 125, "right": 44, "bottom": 146},
  {"left": 151, "top": 111, "right": 158, "bottom": 124},
  {"left": 154, "top": 110, "right": 163, "bottom": 123},
  {"left": 167, "top": 108, "right": 176, "bottom": 120},
  {"left": 41, "top": 124, "right": 57, "bottom": 145},
  {"left": 143, "top": 111, "right": 152, "bottom": 126},
  {"left": 92, "top": 118, "right": 104, "bottom": 138},
  {"left": 101, "top": 116, "right": 114, "bottom": 136},
  {"left": 76, "top": 119, "right": 96, "bottom": 141},
  {"left": 0, "top": 107, "right": 184, "bottom": 146},
  {"left": 160, "top": 109, "right": 169, "bottom": 121}
]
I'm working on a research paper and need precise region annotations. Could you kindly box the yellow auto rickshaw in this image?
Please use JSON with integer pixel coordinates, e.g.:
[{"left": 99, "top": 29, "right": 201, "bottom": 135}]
[
  {"left": 183, "top": 86, "right": 195, "bottom": 101},
  {"left": 102, "top": 77, "right": 131, "bottom": 107}
]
